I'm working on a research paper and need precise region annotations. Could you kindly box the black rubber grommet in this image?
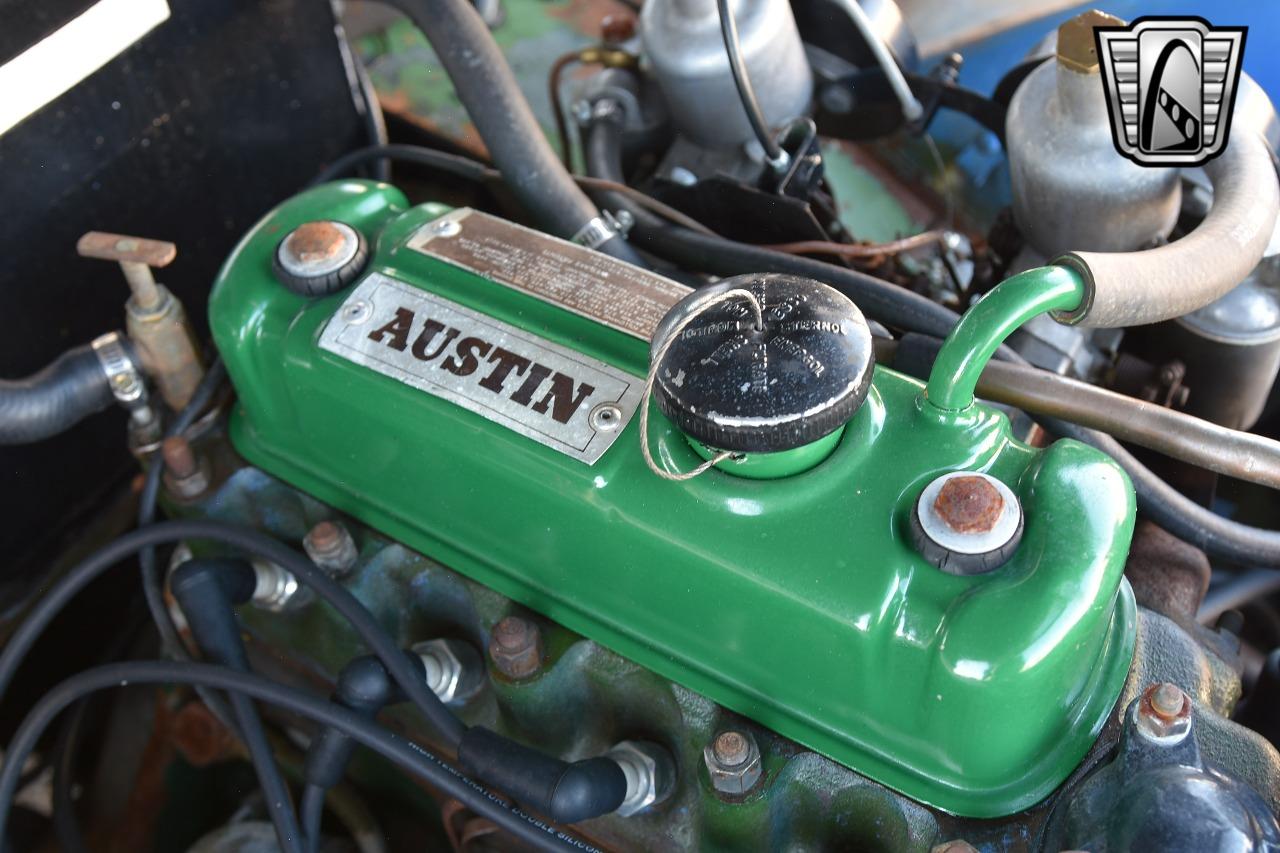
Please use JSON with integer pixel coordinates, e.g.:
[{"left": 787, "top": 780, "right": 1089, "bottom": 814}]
[
  {"left": 909, "top": 501, "right": 1024, "bottom": 576},
  {"left": 273, "top": 221, "right": 369, "bottom": 297}
]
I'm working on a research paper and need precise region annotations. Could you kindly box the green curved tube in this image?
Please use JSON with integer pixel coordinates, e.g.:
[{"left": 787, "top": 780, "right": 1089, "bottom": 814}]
[{"left": 925, "top": 265, "right": 1086, "bottom": 412}]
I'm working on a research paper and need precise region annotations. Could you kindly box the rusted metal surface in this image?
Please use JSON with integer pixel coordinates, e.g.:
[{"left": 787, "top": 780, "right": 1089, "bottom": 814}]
[
  {"left": 281, "top": 221, "right": 349, "bottom": 267},
  {"left": 1124, "top": 520, "right": 1211, "bottom": 621},
  {"left": 1136, "top": 682, "right": 1192, "bottom": 740},
  {"left": 169, "top": 700, "right": 242, "bottom": 768},
  {"left": 75, "top": 232, "right": 177, "bottom": 268},
  {"left": 488, "top": 616, "right": 544, "bottom": 680},
  {"left": 933, "top": 475, "right": 1004, "bottom": 533}
]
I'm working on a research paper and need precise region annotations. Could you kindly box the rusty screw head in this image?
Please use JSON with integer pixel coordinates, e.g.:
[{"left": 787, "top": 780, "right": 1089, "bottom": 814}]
[
  {"left": 1136, "top": 682, "right": 1192, "bottom": 743},
  {"left": 161, "top": 436, "right": 208, "bottom": 499},
  {"left": 934, "top": 475, "right": 1004, "bottom": 534},
  {"left": 303, "top": 520, "right": 359, "bottom": 577},
  {"left": 712, "top": 731, "right": 750, "bottom": 766},
  {"left": 600, "top": 12, "right": 636, "bottom": 44},
  {"left": 914, "top": 472, "right": 1023, "bottom": 574},
  {"left": 488, "top": 616, "right": 543, "bottom": 680},
  {"left": 277, "top": 220, "right": 361, "bottom": 282},
  {"left": 704, "top": 729, "right": 762, "bottom": 795}
]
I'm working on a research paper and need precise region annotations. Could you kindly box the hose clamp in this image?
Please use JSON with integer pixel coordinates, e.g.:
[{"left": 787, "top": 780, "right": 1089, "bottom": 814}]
[
  {"left": 572, "top": 209, "right": 634, "bottom": 250},
  {"left": 92, "top": 331, "right": 147, "bottom": 407}
]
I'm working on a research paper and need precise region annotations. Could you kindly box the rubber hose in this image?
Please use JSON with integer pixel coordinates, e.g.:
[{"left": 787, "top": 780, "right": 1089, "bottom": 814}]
[
  {"left": 1061, "top": 130, "right": 1279, "bottom": 328},
  {"left": 0, "top": 344, "right": 113, "bottom": 445},
  {"left": 582, "top": 116, "right": 963, "bottom": 338},
  {"left": 378, "top": 0, "right": 644, "bottom": 266}
]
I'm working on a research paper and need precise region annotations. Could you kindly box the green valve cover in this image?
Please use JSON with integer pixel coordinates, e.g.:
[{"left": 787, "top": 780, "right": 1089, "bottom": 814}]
[{"left": 209, "top": 180, "right": 1138, "bottom": 817}]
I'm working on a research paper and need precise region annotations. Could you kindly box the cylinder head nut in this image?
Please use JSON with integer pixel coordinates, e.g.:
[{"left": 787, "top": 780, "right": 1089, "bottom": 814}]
[
  {"left": 911, "top": 472, "right": 1023, "bottom": 575},
  {"left": 488, "top": 616, "right": 543, "bottom": 680},
  {"left": 704, "top": 729, "right": 763, "bottom": 796},
  {"left": 273, "top": 220, "right": 368, "bottom": 297},
  {"left": 1136, "top": 681, "right": 1192, "bottom": 744},
  {"left": 412, "top": 638, "right": 485, "bottom": 707},
  {"left": 607, "top": 740, "right": 676, "bottom": 817},
  {"left": 302, "top": 520, "right": 359, "bottom": 578},
  {"left": 161, "top": 436, "right": 210, "bottom": 500}
]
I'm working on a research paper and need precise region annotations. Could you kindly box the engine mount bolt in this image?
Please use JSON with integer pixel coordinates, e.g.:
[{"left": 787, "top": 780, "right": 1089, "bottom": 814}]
[
  {"left": 488, "top": 616, "right": 543, "bottom": 680},
  {"left": 303, "top": 520, "right": 359, "bottom": 578},
  {"left": 704, "top": 729, "right": 762, "bottom": 796},
  {"left": 161, "top": 436, "right": 209, "bottom": 500},
  {"left": 1136, "top": 682, "right": 1192, "bottom": 744},
  {"left": 912, "top": 472, "right": 1023, "bottom": 575}
]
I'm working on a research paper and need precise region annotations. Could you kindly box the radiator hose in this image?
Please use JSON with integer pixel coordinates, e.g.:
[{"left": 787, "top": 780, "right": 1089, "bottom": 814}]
[
  {"left": 1060, "top": 130, "right": 1280, "bottom": 328},
  {"left": 379, "top": 0, "right": 645, "bottom": 266},
  {"left": 0, "top": 344, "right": 114, "bottom": 445}
]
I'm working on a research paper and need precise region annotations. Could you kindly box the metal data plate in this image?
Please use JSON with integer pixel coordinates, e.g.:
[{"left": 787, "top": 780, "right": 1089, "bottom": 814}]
[
  {"left": 319, "top": 273, "right": 644, "bottom": 465},
  {"left": 406, "top": 208, "right": 691, "bottom": 342}
]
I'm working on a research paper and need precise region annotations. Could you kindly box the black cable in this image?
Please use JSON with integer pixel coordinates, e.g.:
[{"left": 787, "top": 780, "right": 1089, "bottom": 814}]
[
  {"left": 135, "top": 358, "right": 240, "bottom": 738},
  {"left": 715, "top": 0, "right": 785, "bottom": 166},
  {"left": 49, "top": 698, "right": 89, "bottom": 853},
  {"left": 374, "top": 0, "right": 644, "bottom": 265},
  {"left": 0, "top": 519, "right": 466, "bottom": 749},
  {"left": 582, "top": 116, "right": 961, "bottom": 339},
  {"left": 300, "top": 783, "right": 327, "bottom": 853},
  {"left": 170, "top": 559, "right": 303, "bottom": 853},
  {"left": 0, "top": 662, "right": 597, "bottom": 853}
]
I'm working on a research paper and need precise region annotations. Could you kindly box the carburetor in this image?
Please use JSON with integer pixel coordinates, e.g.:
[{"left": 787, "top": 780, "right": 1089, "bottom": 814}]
[{"left": 209, "top": 180, "right": 1136, "bottom": 819}]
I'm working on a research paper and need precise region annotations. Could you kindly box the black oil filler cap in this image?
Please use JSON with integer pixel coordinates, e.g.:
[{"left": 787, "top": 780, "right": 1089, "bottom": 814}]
[{"left": 651, "top": 273, "right": 874, "bottom": 453}]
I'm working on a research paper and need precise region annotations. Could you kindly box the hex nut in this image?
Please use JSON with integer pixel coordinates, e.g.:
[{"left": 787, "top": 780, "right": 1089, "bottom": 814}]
[
  {"left": 413, "top": 638, "right": 484, "bottom": 706},
  {"left": 704, "top": 730, "right": 762, "bottom": 796},
  {"left": 1135, "top": 681, "right": 1192, "bottom": 743},
  {"left": 488, "top": 616, "right": 543, "bottom": 680},
  {"left": 608, "top": 740, "right": 675, "bottom": 817},
  {"left": 303, "top": 520, "right": 359, "bottom": 577},
  {"left": 1057, "top": 10, "right": 1123, "bottom": 74}
]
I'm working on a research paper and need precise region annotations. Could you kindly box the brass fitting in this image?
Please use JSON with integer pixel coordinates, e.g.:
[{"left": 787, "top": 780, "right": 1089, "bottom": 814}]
[
  {"left": 1056, "top": 9, "right": 1123, "bottom": 74},
  {"left": 78, "top": 231, "right": 205, "bottom": 410}
]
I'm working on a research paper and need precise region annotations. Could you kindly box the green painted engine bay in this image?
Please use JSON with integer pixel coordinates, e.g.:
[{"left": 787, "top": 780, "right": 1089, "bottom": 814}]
[{"left": 210, "top": 179, "right": 1137, "bottom": 817}]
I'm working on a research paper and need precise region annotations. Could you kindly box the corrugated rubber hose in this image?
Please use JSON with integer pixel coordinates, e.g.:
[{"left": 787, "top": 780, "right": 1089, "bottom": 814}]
[
  {"left": 378, "top": 0, "right": 646, "bottom": 266},
  {"left": 0, "top": 344, "right": 113, "bottom": 445}
]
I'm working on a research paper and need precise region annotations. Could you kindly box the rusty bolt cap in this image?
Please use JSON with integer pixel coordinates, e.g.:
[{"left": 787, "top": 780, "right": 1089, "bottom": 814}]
[
  {"left": 704, "top": 729, "right": 762, "bottom": 796},
  {"left": 161, "top": 436, "right": 209, "bottom": 499},
  {"left": 303, "top": 520, "right": 359, "bottom": 577},
  {"left": 488, "top": 616, "right": 543, "bottom": 680},
  {"left": 274, "top": 220, "right": 366, "bottom": 296},
  {"left": 913, "top": 472, "right": 1022, "bottom": 574},
  {"left": 935, "top": 475, "right": 1004, "bottom": 534},
  {"left": 712, "top": 731, "right": 750, "bottom": 767},
  {"left": 1056, "top": 9, "right": 1123, "bottom": 74},
  {"left": 1136, "top": 682, "right": 1192, "bottom": 743},
  {"left": 161, "top": 436, "right": 197, "bottom": 478},
  {"left": 600, "top": 12, "right": 636, "bottom": 44}
]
